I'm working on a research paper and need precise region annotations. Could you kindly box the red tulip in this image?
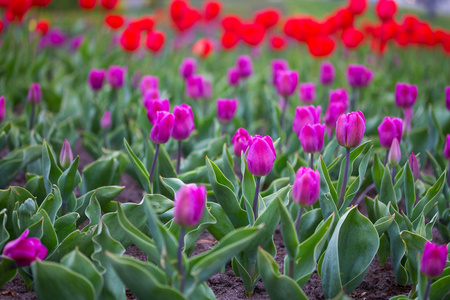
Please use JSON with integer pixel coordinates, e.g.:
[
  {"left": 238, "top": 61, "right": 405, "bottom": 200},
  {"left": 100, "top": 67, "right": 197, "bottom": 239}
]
[
  {"left": 402, "top": 15, "right": 419, "bottom": 34},
  {"left": 378, "top": 20, "right": 398, "bottom": 41},
  {"left": 240, "top": 23, "right": 265, "bottom": 46},
  {"left": 375, "top": 0, "right": 397, "bottom": 21},
  {"left": 0, "top": 20, "right": 3, "bottom": 34},
  {"left": 204, "top": 0, "right": 221, "bottom": 21},
  {"left": 254, "top": 8, "right": 280, "bottom": 29},
  {"left": 170, "top": 0, "right": 188, "bottom": 23},
  {"left": 32, "top": 0, "right": 51, "bottom": 6},
  {"left": 0, "top": 0, "right": 10, "bottom": 7},
  {"left": 192, "top": 38, "right": 214, "bottom": 58},
  {"left": 395, "top": 30, "right": 410, "bottom": 47},
  {"left": 146, "top": 30, "right": 165, "bottom": 53},
  {"left": 221, "top": 31, "right": 239, "bottom": 50},
  {"left": 335, "top": 8, "right": 354, "bottom": 29},
  {"left": 119, "top": 27, "right": 141, "bottom": 52},
  {"left": 221, "top": 14, "right": 242, "bottom": 33},
  {"left": 270, "top": 35, "right": 286, "bottom": 51},
  {"left": 79, "top": 0, "right": 95, "bottom": 10},
  {"left": 174, "top": 8, "right": 201, "bottom": 32},
  {"left": 307, "top": 36, "right": 335, "bottom": 57},
  {"left": 129, "top": 16, "right": 154, "bottom": 32},
  {"left": 342, "top": 27, "right": 364, "bottom": 49},
  {"left": 104, "top": 14, "right": 125, "bottom": 30},
  {"left": 6, "top": 0, "right": 32, "bottom": 22},
  {"left": 100, "top": 0, "right": 118, "bottom": 10},
  {"left": 35, "top": 19, "right": 50, "bottom": 35},
  {"left": 348, "top": 0, "right": 367, "bottom": 15}
]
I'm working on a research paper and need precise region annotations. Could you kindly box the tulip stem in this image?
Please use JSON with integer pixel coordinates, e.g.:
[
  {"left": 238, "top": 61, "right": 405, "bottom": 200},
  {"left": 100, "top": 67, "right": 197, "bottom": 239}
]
[
  {"left": 391, "top": 166, "right": 396, "bottom": 184},
  {"left": 447, "top": 161, "right": 450, "bottom": 188},
  {"left": 253, "top": 177, "right": 261, "bottom": 221},
  {"left": 221, "top": 122, "right": 226, "bottom": 136},
  {"left": 176, "top": 140, "right": 182, "bottom": 174},
  {"left": 295, "top": 206, "right": 303, "bottom": 235},
  {"left": 29, "top": 104, "right": 35, "bottom": 130},
  {"left": 149, "top": 144, "right": 160, "bottom": 186},
  {"left": 177, "top": 227, "right": 186, "bottom": 293},
  {"left": 280, "top": 96, "right": 288, "bottom": 131},
  {"left": 384, "top": 149, "right": 389, "bottom": 165},
  {"left": 424, "top": 278, "right": 432, "bottom": 300},
  {"left": 310, "top": 153, "right": 314, "bottom": 169},
  {"left": 338, "top": 148, "right": 351, "bottom": 208}
]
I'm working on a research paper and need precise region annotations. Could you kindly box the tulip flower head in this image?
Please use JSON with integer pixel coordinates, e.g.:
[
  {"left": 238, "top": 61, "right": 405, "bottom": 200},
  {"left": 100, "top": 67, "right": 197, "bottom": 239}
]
[
  {"left": 28, "top": 83, "right": 42, "bottom": 104},
  {"left": 336, "top": 111, "right": 366, "bottom": 148},
  {"left": 146, "top": 98, "right": 170, "bottom": 125},
  {"left": 101, "top": 111, "right": 112, "bottom": 129},
  {"left": 88, "top": 69, "right": 106, "bottom": 91},
  {"left": 324, "top": 102, "right": 346, "bottom": 130},
  {"left": 236, "top": 55, "right": 253, "bottom": 78},
  {"left": 329, "top": 89, "right": 349, "bottom": 110},
  {"left": 2, "top": 229, "right": 47, "bottom": 267},
  {"left": 299, "top": 83, "right": 316, "bottom": 103},
  {"left": 142, "top": 89, "right": 160, "bottom": 107},
  {"left": 232, "top": 128, "right": 252, "bottom": 157},
  {"left": 420, "top": 241, "right": 447, "bottom": 278},
  {"left": 172, "top": 104, "right": 195, "bottom": 141},
  {"left": 292, "top": 167, "right": 321, "bottom": 207},
  {"left": 150, "top": 111, "right": 175, "bottom": 144},
  {"left": 60, "top": 139, "right": 74, "bottom": 169},
  {"left": 319, "top": 61, "right": 335, "bottom": 86},
  {"left": 271, "top": 59, "right": 289, "bottom": 86},
  {"left": 217, "top": 98, "right": 237, "bottom": 122},
  {"left": 395, "top": 83, "right": 418, "bottom": 109},
  {"left": 179, "top": 57, "right": 197, "bottom": 80},
  {"left": 227, "top": 67, "right": 240, "bottom": 87},
  {"left": 174, "top": 184, "right": 206, "bottom": 227},
  {"left": 300, "top": 123, "right": 326, "bottom": 154},
  {"left": 388, "top": 138, "right": 401, "bottom": 165},
  {"left": 186, "top": 75, "right": 204, "bottom": 99},
  {"left": 346, "top": 64, "right": 373, "bottom": 88},
  {"left": 444, "top": 134, "right": 450, "bottom": 160},
  {"left": 292, "top": 105, "right": 321, "bottom": 137},
  {"left": 0, "top": 96, "right": 5, "bottom": 122},
  {"left": 276, "top": 70, "right": 298, "bottom": 97},
  {"left": 446, "top": 86, "right": 450, "bottom": 111},
  {"left": 408, "top": 153, "right": 420, "bottom": 182},
  {"left": 139, "top": 75, "right": 159, "bottom": 96},
  {"left": 246, "top": 135, "right": 276, "bottom": 177},
  {"left": 107, "top": 66, "right": 126, "bottom": 89},
  {"left": 378, "top": 116, "right": 403, "bottom": 148}
]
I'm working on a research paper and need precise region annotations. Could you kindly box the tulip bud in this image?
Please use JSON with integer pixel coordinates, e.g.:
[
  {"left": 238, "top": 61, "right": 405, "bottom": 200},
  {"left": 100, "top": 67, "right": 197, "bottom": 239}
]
[
  {"left": 100, "top": 111, "right": 112, "bottom": 129},
  {"left": 150, "top": 111, "right": 175, "bottom": 144},
  {"left": 388, "top": 138, "right": 401, "bottom": 165},
  {"left": 292, "top": 105, "right": 321, "bottom": 137},
  {"left": 408, "top": 153, "right": 419, "bottom": 182},
  {"left": 446, "top": 86, "right": 450, "bottom": 111},
  {"left": 246, "top": 135, "right": 276, "bottom": 177},
  {"left": 324, "top": 102, "right": 347, "bottom": 130},
  {"left": 2, "top": 229, "right": 47, "bottom": 267},
  {"left": 139, "top": 75, "right": 159, "bottom": 96},
  {"left": 378, "top": 116, "right": 403, "bottom": 148},
  {"left": 60, "top": 139, "right": 74, "bottom": 169},
  {"left": 232, "top": 128, "right": 252, "bottom": 157},
  {"left": 346, "top": 64, "right": 373, "bottom": 88},
  {"left": 174, "top": 184, "right": 206, "bottom": 227},
  {"left": 146, "top": 98, "right": 170, "bottom": 125},
  {"left": 227, "top": 67, "right": 240, "bottom": 87},
  {"left": 28, "top": 83, "right": 42, "bottom": 104},
  {"left": 236, "top": 55, "right": 253, "bottom": 78},
  {"left": 336, "top": 111, "right": 366, "bottom": 148},
  {"left": 271, "top": 59, "right": 289, "bottom": 86},
  {"left": 276, "top": 70, "right": 298, "bottom": 97},
  {"left": 319, "top": 61, "right": 335, "bottom": 85},
  {"left": 444, "top": 134, "right": 450, "bottom": 160},
  {"left": 329, "top": 88, "right": 349, "bottom": 111},
  {"left": 142, "top": 89, "right": 160, "bottom": 107},
  {"left": 292, "top": 167, "right": 321, "bottom": 207},
  {"left": 395, "top": 83, "right": 418, "bottom": 109},
  {"left": 298, "top": 83, "right": 316, "bottom": 103},
  {"left": 0, "top": 96, "right": 5, "bottom": 122},
  {"left": 420, "top": 241, "right": 447, "bottom": 278},
  {"left": 88, "top": 69, "right": 106, "bottom": 91},
  {"left": 172, "top": 104, "right": 195, "bottom": 140},
  {"left": 107, "top": 66, "right": 126, "bottom": 89},
  {"left": 179, "top": 57, "right": 197, "bottom": 80},
  {"left": 186, "top": 75, "right": 204, "bottom": 99},
  {"left": 300, "top": 123, "right": 326, "bottom": 153},
  {"left": 217, "top": 98, "right": 237, "bottom": 122}
]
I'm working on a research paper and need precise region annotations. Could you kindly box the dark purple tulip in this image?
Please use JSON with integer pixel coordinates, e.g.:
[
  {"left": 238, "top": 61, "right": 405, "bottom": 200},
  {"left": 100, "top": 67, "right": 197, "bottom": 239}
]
[
  {"left": 378, "top": 116, "right": 403, "bottom": 148},
  {"left": 346, "top": 64, "right": 373, "bottom": 88},
  {"left": 28, "top": 83, "right": 42, "bottom": 104},
  {"left": 395, "top": 83, "right": 418, "bottom": 109},
  {"left": 107, "top": 66, "right": 126, "bottom": 89},
  {"left": 446, "top": 86, "right": 450, "bottom": 111},
  {"left": 236, "top": 55, "right": 253, "bottom": 78},
  {"left": 179, "top": 57, "right": 197, "bottom": 80},
  {"left": 319, "top": 61, "right": 335, "bottom": 85},
  {"left": 2, "top": 229, "right": 47, "bottom": 267},
  {"left": 408, "top": 153, "right": 419, "bottom": 181},
  {"left": 172, "top": 104, "right": 195, "bottom": 140},
  {"left": 88, "top": 69, "right": 106, "bottom": 91}
]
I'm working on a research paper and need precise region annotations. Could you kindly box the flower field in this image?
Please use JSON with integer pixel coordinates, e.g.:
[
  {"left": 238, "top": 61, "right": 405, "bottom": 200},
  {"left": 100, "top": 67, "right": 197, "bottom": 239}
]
[{"left": 0, "top": 0, "right": 449, "bottom": 299}]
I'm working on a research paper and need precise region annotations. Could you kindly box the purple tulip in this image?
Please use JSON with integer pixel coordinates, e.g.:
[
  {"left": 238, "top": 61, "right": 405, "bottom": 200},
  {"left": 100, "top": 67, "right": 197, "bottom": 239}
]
[
  {"left": 271, "top": 59, "right": 289, "bottom": 86},
  {"left": 172, "top": 104, "right": 195, "bottom": 140},
  {"left": 174, "top": 184, "right": 206, "bottom": 227},
  {"left": 146, "top": 98, "right": 170, "bottom": 125},
  {"left": 46, "top": 28, "right": 66, "bottom": 47},
  {"left": 446, "top": 86, "right": 450, "bottom": 111},
  {"left": 69, "top": 35, "right": 84, "bottom": 52},
  {"left": 329, "top": 88, "right": 349, "bottom": 111},
  {"left": 395, "top": 83, "right": 418, "bottom": 109},
  {"left": 276, "top": 70, "right": 298, "bottom": 97},
  {"left": 388, "top": 138, "right": 401, "bottom": 165},
  {"left": 292, "top": 105, "right": 321, "bottom": 137},
  {"left": 217, "top": 99, "right": 237, "bottom": 122},
  {"left": 227, "top": 67, "right": 240, "bottom": 87},
  {"left": 88, "top": 69, "right": 106, "bottom": 91},
  {"left": 0, "top": 96, "right": 5, "bottom": 122},
  {"left": 202, "top": 79, "right": 212, "bottom": 99},
  {"left": 107, "top": 66, "right": 126, "bottom": 89},
  {"left": 100, "top": 111, "right": 112, "bottom": 129},
  {"left": 444, "top": 134, "right": 450, "bottom": 160},
  {"left": 142, "top": 89, "right": 161, "bottom": 107},
  {"left": 300, "top": 123, "right": 326, "bottom": 154},
  {"left": 60, "top": 139, "right": 74, "bottom": 169},
  {"left": 299, "top": 83, "right": 316, "bottom": 103},
  {"left": 28, "top": 83, "right": 42, "bottom": 104},
  {"left": 186, "top": 75, "right": 204, "bottom": 99},
  {"left": 408, "top": 153, "right": 419, "bottom": 182},
  {"left": 378, "top": 117, "right": 403, "bottom": 148},
  {"left": 324, "top": 101, "right": 346, "bottom": 130},
  {"left": 420, "top": 241, "right": 448, "bottom": 278},
  {"left": 2, "top": 229, "right": 47, "bottom": 267},
  {"left": 336, "top": 111, "right": 366, "bottom": 148},
  {"left": 179, "top": 57, "right": 197, "bottom": 80},
  {"left": 319, "top": 61, "right": 335, "bottom": 86},
  {"left": 231, "top": 128, "right": 252, "bottom": 157},
  {"left": 346, "top": 64, "right": 373, "bottom": 88},
  {"left": 150, "top": 111, "right": 175, "bottom": 144},
  {"left": 246, "top": 135, "right": 276, "bottom": 177},
  {"left": 292, "top": 167, "right": 321, "bottom": 207},
  {"left": 236, "top": 55, "right": 253, "bottom": 78},
  {"left": 139, "top": 75, "right": 159, "bottom": 96}
]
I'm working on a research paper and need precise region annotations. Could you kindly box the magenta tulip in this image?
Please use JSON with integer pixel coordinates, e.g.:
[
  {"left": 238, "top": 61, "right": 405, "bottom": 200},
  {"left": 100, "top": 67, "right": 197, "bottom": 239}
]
[
  {"left": 179, "top": 57, "right": 197, "bottom": 80},
  {"left": 100, "top": 111, "right": 112, "bottom": 129},
  {"left": 172, "top": 104, "right": 195, "bottom": 141},
  {"left": 231, "top": 128, "right": 252, "bottom": 157},
  {"left": 139, "top": 75, "right": 159, "bottom": 96},
  {"left": 444, "top": 134, "right": 450, "bottom": 160},
  {"left": 186, "top": 75, "right": 204, "bottom": 99},
  {"left": 247, "top": 135, "right": 276, "bottom": 177},
  {"left": 142, "top": 89, "right": 161, "bottom": 107},
  {"left": 346, "top": 64, "right": 373, "bottom": 88},
  {"left": 395, "top": 83, "right": 418, "bottom": 109},
  {"left": 88, "top": 69, "right": 106, "bottom": 91},
  {"left": 271, "top": 59, "right": 289, "bottom": 86},
  {"left": 300, "top": 123, "right": 326, "bottom": 154},
  {"left": 319, "top": 61, "right": 335, "bottom": 86},
  {"left": 28, "top": 83, "right": 42, "bottom": 104},
  {"left": 420, "top": 241, "right": 447, "bottom": 278},
  {"left": 0, "top": 96, "right": 4, "bottom": 122},
  {"left": 107, "top": 66, "right": 126, "bottom": 89},
  {"left": 292, "top": 167, "right": 321, "bottom": 207},
  {"left": 324, "top": 102, "right": 346, "bottom": 130},
  {"left": 276, "top": 70, "right": 298, "bottom": 97},
  {"left": 227, "top": 67, "right": 240, "bottom": 87},
  {"left": 150, "top": 111, "right": 175, "bottom": 144},
  {"left": 146, "top": 98, "right": 170, "bottom": 125},
  {"left": 236, "top": 55, "right": 253, "bottom": 78},
  {"left": 378, "top": 116, "right": 403, "bottom": 148},
  {"left": 217, "top": 99, "right": 237, "bottom": 122},
  {"left": 446, "top": 86, "right": 450, "bottom": 111},
  {"left": 299, "top": 83, "right": 316, "bottom": 103},
  {"left": 292, "top": 105, "right": 321, "bottom": 137},
  {"left": 336, "top": 111, "right": 366, "bottom": 148},
  {"left": 2, "top": 229, "right": 47, "bottom": 267},
  {"left": 329, "top": 88, "right": 349, "bottom": 111},
  {"left": 174, "top": 184, "right": 206, "bottom": 227}
]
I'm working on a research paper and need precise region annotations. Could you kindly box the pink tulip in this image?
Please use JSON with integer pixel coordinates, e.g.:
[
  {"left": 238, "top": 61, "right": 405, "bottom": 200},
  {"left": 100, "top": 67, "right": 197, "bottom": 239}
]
[
  {"left": 336, "top": 111, "right": 366, "bottom": 148},
  {"left": 346, "top": 64, "right": 373, "bottom": 88},
  {"left": 107, "top": 66, "right": 126, "bottom": 89},
  {"left": 299, "top": 123, "right": 326, "bottom": 153},
  {"left": 172, "top": 104, "right": 194, "bottom": 140},
  {"left": 247, "top": 135, "right": 276, "bottom": 177},
  {"left": 146, "top": 98, "right": 170, "bottom": 125},
  {"left": 319, "top": 61, "right": 335, "bottom": 85},
  {"left": 408, "top": 153, "right": 419, "bottom": 182},
  {"left": 395, "top": 83, "right": 418, "bottom": 109},
  {"left": 139, "top": 75, "right": 159, "bottom": 96},
  {"left": 227, "top": 67, "right": 240, "bottom": 87},
  {"left": 271, "top": 59, "right": 289, "bottom": 86},
  {"left": 28, "top": 83, "right": 42, "bottom": 104},
  {"left": 100, "top": 111, "right": 112, "bottom": 129},
  {"left": 231, "top": 128, "right": 252, "bottom": 157},
  {"left": 299, "top": 83, "right": 316, "bottom": 103},
  {"left": 292, "top": 105, "right": 321, "bottom": 137},
  {"left": 236, "top": 55, "right": 252, "bottom": 78},
  {"left": 378, "top": 116, "right": 403, "bottom": 148},
  {"left": 420, "top": 241, "right": 447, "bottom": 278},
  {"left": 329, "top": 88, "right": 349, "bottom": 111},
  {"left": 217, "top": 98, "right": 237, "bottom": 122},
  {"left": 0, "top": 96, "right": 5, "bottom": 122},
  {"left": 276, "top": 70, "right": 298, "bottom": 97},
  {"left": 388, "top": 138, "right": 401, "bottom": 165},
  {"left": 446, "top": 86, "right": 450, "bottom": 111},
  {"left": 324, "top": 102, "right": 346, "bottom": 130},
  {"left": 60, "top": 139, "right": 74, "bottom": 169},
  {"left": 179, "top": 57, "right": 197, "bottom": 80},
  {"left": 174, "top": 184, "right": 206, "bottom": 227},
  {"left": 88, "top": 69, "right": 106, "bottom": 91},
  {"left": 444, "top": 134, "right": 450, "bottom": 160},
  {"left": 2, "top": 229, "right": 47, "bottom": 267},
  {"left": 292, "top": 167, "right": 321, "bottom": 207},
  {"left": 150, "top": 111, "right": 175, "bottom": 144}
]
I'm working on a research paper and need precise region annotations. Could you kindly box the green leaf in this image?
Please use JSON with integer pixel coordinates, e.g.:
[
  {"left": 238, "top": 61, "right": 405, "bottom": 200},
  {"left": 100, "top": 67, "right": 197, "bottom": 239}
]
[
  {"left": 46, "top": 226, "right": 97, "bottom": 262},
  {"left": 205, "top": 202, "right": 235, "bottom": 241},
  {"left": 0, "top": 257, "right": 17, "bottom": 289},
  {"left": 371, "top": 153, "right": 385, "bottom": 193},
  {"left": 379, "top": 166, "right": 397, "bottom": 207},
  {"left": 54, "top": 212, "right": 79, "bottom": 242},
  {"left": 80, "top": 155, "right": 125, "bottom": 195},
  {"left": 404, "top": 162, "right": 416, "bottom": 219},
  {"left": 278, "top": 199, "right": 299, "bottom": 260},
  {"left": 42, "top": 140, "right": 63, "bottom": 194},
  {"left": 374, "top": 215, "right": 396, "bottom": 236},
  {"left": 38, "top": 191, "right": 61, "bottom": 225},
  {"left": 400, "top": 230, "right": 427, "bottom": 285},
  {"left": 124, "top": 138, "right": 151, "bottom": 194},
  {"left": 0, "top": 209, "right": 9, "bottom": 249},
  {"left": 57, "top": 156, "right": 81, "bottom": 209},
  {"left": 430, "top": 275, "right": 450, "bottom": 300},
  {"left": 411, "top": 171, "right": 446, "bottom": 222},
  {"left": 0, "top": 145, "right": 42, "bottom": 188}
]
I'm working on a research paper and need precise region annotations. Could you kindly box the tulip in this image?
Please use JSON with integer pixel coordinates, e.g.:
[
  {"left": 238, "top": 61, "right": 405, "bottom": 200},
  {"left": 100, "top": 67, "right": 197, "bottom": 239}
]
[
  {"left": 217, "top": 99, "right": 237, "bottom": 123},
  {"left": 420, "top": 241, "right": 447, "bottom": 300},
  {"left": 236, "top": 55, "right": 253, "bottom": 78},
  {"left": 192, "top": 38, "right": 214, "bottom": 58},
  {"left": 319, "top": 61, "right": 335, "bottom": 86},
  {"left": 408, "top": 153, "right": 419, "bottom": 182},
  {"left": 329, "top": 88, "right": 349, "bottom": 110},
  {"left": 231, "top": 128, "right": 252, "bottom": 157},
  {"left": 104, "top": 14, "right": 125, "bottom": 31},
  {"left": 221, "top": 31, "right": 240, "bottom": 50},
  {"left": 2, "top": 229, "right": 47, "bottom": 267},
  {"left": 69, "top": 36, "right": 83, "bottom": 52},
  {"left": 146, "top": 30, "right": 165, "bottom": 53},
  {"left": 292, "top": 105, "right": 321, "bottom": 137},
  {"left": 376, "top": 0, "right": 397, "bottom": 21},
  {"left": 270, "top": 35, "right": 286, "bottom": 51},
  {"left": 142, "top": 89, "right": 160, "bottom": 107},
  {"left": 179, "top": 57, "right": 197, "bottom": 80},
  {"left": 395, "top": 83, "right": 418, "bottom": 109},
  {"left": 107, "top": 66, "right": 126, "bottom": 90},
  {"left": 172, "top": 104, "right": 195, "bottom": 173},
  {"left": 299, "top": 83, "right": 316, "bottom": 103},
  {"left": 0, "top": 96, "right": 5, "bottom": 123},
  {"left": 227, "top": 67, "right": 240, "bottom": 87},
  {"left": 35, "top": 19, "right": 50, "bottom": 35},
  {"left": 446, "top": 86, "right": 450, "bottom": 111},
  {"left": 324, "top": 102, "right": 346, "bottom": 131},
  {"left": 346, "top": 64, "right": 373, "bottom": 88},
  {"left": 204, "top": 1, "right": 221, "bottom": 21},
  {"left": 145, "top": 98, "right": 170, "bottom": 125},
  {"left": 60, "top": 139, "right": 74, "bottom": 170},
  {"left": 403, "top": 107, "right": 413, "bottom": 135},
  {"left": 101, "top": 0, "right": 118, "bottom": 10},
  {"left": 444, "top": 135, "right": 450, "bottom": 186},
  {"left": 79, "top": 0, "right": 95, "bottom": 10},
  {"left": 28, "top": 83, "right": 41, "bottom": 104},
  {"left": 139, "top": 75, "right": 159, "bottom": 96},
  {"left": 88, "top": 69, "right": 106, "bottom": 92},
  {"left": 276, "top": 70, "right": 298, "bottom": 97},
  {"left": 300, "top": 123, "right": 325, "bottom": 168},
  {"left": 388, "top": 137, "right": 401, "bottom": 165},
  {"left": 292, "top": 167, "right": 320, "bottom": 207},
  {"left": 100, "top": 110, "right": 112, "bottom": 129},
  {"left": 378, "top": 116, "right": 403, "bottom": 148},
  {"left": 186, "top": 75, "right": 204, "bottom": 99},
  {"left": 119, "top": 27, "right": 141, "bottom": 53},
  {"left": 271, "top": 59, "right": 289, "bottom": 86}
]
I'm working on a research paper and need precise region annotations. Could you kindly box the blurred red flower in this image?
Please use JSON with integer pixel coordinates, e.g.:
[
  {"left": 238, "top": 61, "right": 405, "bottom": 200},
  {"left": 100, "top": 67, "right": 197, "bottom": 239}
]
[
  {"left": 270, "top": 35, "right": 286, "bottom": 51},
  {"left": 100, "top": 0, "right": 118, "bottom": 10},
  {"left": 146, "top": 30, "right": 165, "bottom": 53},
  {"left": 35, "top": 19, "right": 50, "bottom": 35},
  {"left": 221, "top": 14, "right": 242, "bottom": 33},
  {"left": 240, "top": 23, "right": 265, "bottom": 46},
  {"left": 79, "top": 0, "right": 96, "bottom": 10},
  {"left": 129, "top": 16, "right": 154, "bottom": 32},
  {"left": 119, "top": 27, "right": 141, "bottom": 52},
  {"left": 254, "top": 8, "right": 280, "bottom": 29},
  {"left": 6, "top": 0, "right": 32, "bottom": 22},
  {"left": 192, "top": 38, "right": 214, "bottom": 58},
  {"left": 203, "top": 1, "right": 221, "bottom": 21},
  {"left": 375, "top": 0, "right": 397, "bottom": 21},
  {"left": 105, "top": 14, "right": 125, "bottom": 30},
  {"left": 347, "top": 0, "right": 367, "bottom": 15},
  {"left": 221, "top": 31, "right": 239, "bottom": 49},
  {"left": 32, "top": 0, "right": 51, "bottom": 7},
  {"left": 307, "top": 36, "right": 335, "bottom": 57},
  {"left": 341, "top": 27, "right": 364, "bottom": 49}
]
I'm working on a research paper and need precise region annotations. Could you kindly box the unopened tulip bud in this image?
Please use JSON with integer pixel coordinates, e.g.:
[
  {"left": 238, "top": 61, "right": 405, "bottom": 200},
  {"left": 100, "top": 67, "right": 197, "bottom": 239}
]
[
  {"left": 292, "top": 105, "right": 321, "bottom": 137},
  {"left": 299, "top": 83, "right": 316, "bottom": 103},
  {"left": 28, "top": 83, "right": 42, "bottom": 104},
  {"left": 107, "top": 66, "right": 126, "bottom": 89},
  {"left": 172, "top": 104, "right": 195, "bottom": 141},
  {"left": 232, "top": 128, "right": 252, "bottom": 157},
  {"left": 319, "top": 61, "right": 335, "bottom": 85},
  {"left": 420, "top": 241, "right": 447, "bottom": 278},
  {"left": 336, "top": 111, "right": 366, "bottom": 148},
  {"left": 292, "top": 167, "right": 321, "bottom": 207},
  {"left": 395, "top": 83, "right": 418, "bottom": 109},
  {"left": 276, "top": 70, "right": 298, "bottom": 97},
  {"left": 179, "top": 57, "right": 197, "bottom": 80},
  {"left": 0, "top": 96, "right": 5, "bottom": 122},
  {"left": 150, "top": 111, "right": 175, "bottom": 144},
  {"left": 246, "top": 135, "right": 276, "bottom": 177},
  {"left": 139, "top": 75, "right": 159, "bottom": 96},
  {"left": 2, "top": 229, "right": 47, "bottom": 267},
  {"left": 88, "top": 69, "right": 106, "bottom": 91},
  {"left": 378, "top": 116, "right": 403, "bottom": 148},
  {"left": 60, "top": 139, "right": 74, "bottom": 169},
  {"left": 100, "top": 111, "right": 112, "bottom": 129},
  {"left": 408, "top": 153, "right": 419, "bottom": 182},
  {"left": 174, "top": 184, "right": 206, "bottom": 227},
  {"left": 388, "top": 138, "right": 401, "bottom": 165},
  {"left": 236, "top": 55, "right": 253, "bottom": 78},
  {"left": 444, "top": 134, "right": 450, "bottom": 160},
  {"left": 227, "top": 67, "right": 240, "bottom": 87},
  {"left": 217, "top": 98, "right": 237, "bottom": 122},
  {"left": 146, "top": 98, "right": 170, "bottom": 125},
  {"left": 300, "top": 123, "right": 325, "bottom": 153}
]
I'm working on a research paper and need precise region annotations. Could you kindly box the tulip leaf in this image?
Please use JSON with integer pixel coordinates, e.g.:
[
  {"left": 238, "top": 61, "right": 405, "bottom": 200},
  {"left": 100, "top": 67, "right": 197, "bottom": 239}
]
[
  {"left": 379, "top": 166, "right": 397, "bottom": 206},
  {"left": 37, "top": 191, "right": 61, "bottom": 225},
  {"left": 278, "top": 198, "right": 299, "bottom": 260},
  {"left": 0, "top": 145, "right": 42, "bottom": 189},
  {"left": 80, "top": 155, "right": 124, "bottom": 195},
  {"left": 400, "top": 230, "right": 427, "bottom": 285},
  {"left": 0, "top": 257, "right": 17, "bottom": 289},
  {"left": 57, "top": 156, "right": 81, "bottom": 209},
  {"left": 372, "top": 152, "right": 385, "bottom": 193},
  {"left": 240, "top": 155, "right": 258, "bottom": 224},
  {"left": 404, "top": 162, "right": 416, "bottom": 219},
  {"left": 0, "top": 209, "right": 9, "bottom": 250},
  {"left": 411, "top": 171, "right": 445, "bottom": 222},
  {"left": 160, "top": 177, "right": 185, "bottom": 197},
  {"left": 430, "top": 275, "right": 450, "bottom": 300},
  {"left": 374, "top": 215, "right": 396, "bottom": 236},
  {"left": 386, "top": 217, "right": 408, "bottom": 285},
  {"left": 222, "top": 143, "right": 239, "bottom": 188},
  {"left": 42, "top": 140, "right": 63, "bottom": 194},
  {"left": 318, "top": 156, "right": 338, "bottom": 207},
  {"left": 257, "top": 247, "right": 308, "bottom": 300},
  {"left": 54, "top": 212, "right": 79, "bottom": 242},
  {"left": 205, "top": 202, "right": 236, "bottom": 241},
  {"left": 86, "top": 193, "right": 101, "bottom": 227}
]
